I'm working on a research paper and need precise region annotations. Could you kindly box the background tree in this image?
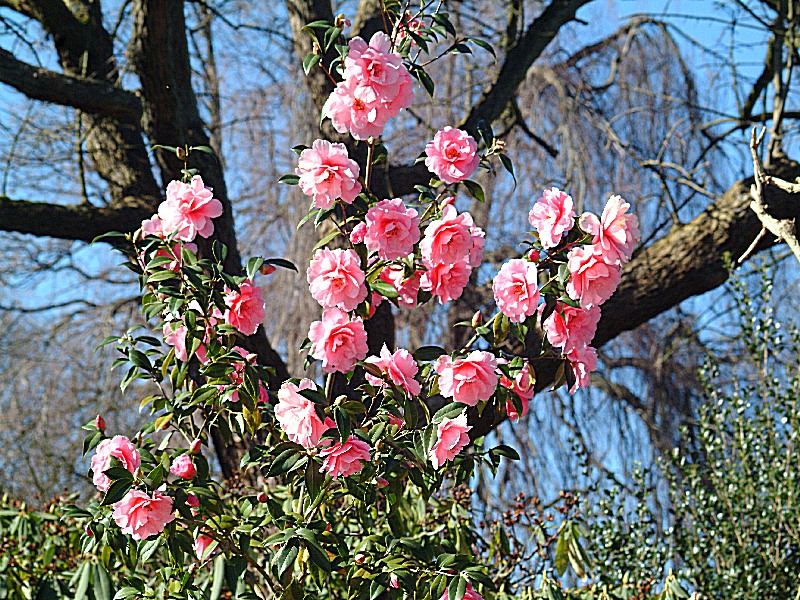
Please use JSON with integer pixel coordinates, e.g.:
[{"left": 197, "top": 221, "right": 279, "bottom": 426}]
[{"left": 0, "top": 0, "right": 798, "bottom": 512}]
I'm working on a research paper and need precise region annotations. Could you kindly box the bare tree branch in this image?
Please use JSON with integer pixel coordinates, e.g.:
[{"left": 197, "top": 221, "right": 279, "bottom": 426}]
[{"left": 0, "top": 48, "right": 142, "bottom": 122}]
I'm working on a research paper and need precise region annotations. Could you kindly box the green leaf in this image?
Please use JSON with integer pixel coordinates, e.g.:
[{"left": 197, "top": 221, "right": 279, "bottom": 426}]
[
  {"left": 74, "top": 562, "right": 91, "bottom": 600},
  {"left": 302, "top": 53, "right": 321, "bottom": 75},
  {"left": 305, "top": 458, "right": 325, "bottom": 503},
  {"left": 467, "top": 37, "right": 496, "bottom": 57},
  {"left": 92, "top": 564, "right": 112, "bottom": 600},
  {"left": 189, "top": 145, "right": 214, "bottom": 154},
  {"left": 334, "top": 407, "right": 351, "bottom": 442},
  {"left": 278, "top": 174, "right": 300, "bottom": 185},
  {"left": 263, "top": 258, "right": 298, "bottom": 272},
  {"left": 304, "top": 538, "right": 331, "bottom": 572},
  {"left": 433, "top": 402, "right": 466, "bottom": 423},
  {"left": 267, "top": 448, "right": 304, "bottom": 478},
  {"left": 476, "top": 119, "right": 494, "bottom": 148},
  {"left": 313, "top": 229, "right": 341, "bottom": 251},
  {"left": 413, "top": 345, "right": 446, "bottom": 361},
  {"left": 493, "top": 312, "right": 509, "bottom": 343},
  {"left": 498, "top": 153, "right": 516, "bottom": 186},
  {"left": 448, "top": 575, "right": 467, "bottom": 600},
  {"left": 210, "top": 555, "right": 226, "bottom": 600},
  {"left": 370, "top": 280, "right": 398, "bottom": 300},
  {"left": 273, "top": 539, "right": 299, "bottom": 578},
  {"left": 101, "top": 479, "right": 132, "bottom": 506},
  {"left": 462, "top": 180, "right": 484, "bottom": 202},
  {"left": 489, "top": 444, "right": 520, "bottom": 461},
  {"left": 555, "top": 526, "right": 569, "bottom": 576}
]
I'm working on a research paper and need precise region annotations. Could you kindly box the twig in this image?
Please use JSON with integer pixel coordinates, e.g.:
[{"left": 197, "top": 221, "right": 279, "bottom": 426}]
[{"left": 741, "top": 127, "right": 800, "bottom": 265}]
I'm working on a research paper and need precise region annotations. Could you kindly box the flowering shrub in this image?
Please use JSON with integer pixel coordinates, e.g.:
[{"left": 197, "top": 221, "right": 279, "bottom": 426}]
[{"left": 67, "top": 6, "right": 640, "bottom": 600}]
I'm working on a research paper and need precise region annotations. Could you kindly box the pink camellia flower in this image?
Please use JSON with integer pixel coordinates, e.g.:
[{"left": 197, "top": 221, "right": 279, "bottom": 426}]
[
  {"left": 157, "top": 175, "right": 223, "bottom": 242},
  {"left": 364, "top": 199, "right": 420, "bottom": 260},
  {"left": 420, "top": 205, "right": 477, "bottom": 267},
  {"left": 567, "top": 345, "right": 598, "bottom": 393},
  {"left": 275, "top": 379, "right": 334, "bottom": 449},
  {"left": 296, "top": 140, "right": 362, "bottom": 209},
  {"left": 90, "top": 436, "right": 141, "bottom": 492},
  {"left": 169, "top": 454, "right": 196, "bottom": 480},
  {"left": 320, "top": 436, "right": 371, "bottom": 479},
  {"left": 566, "top": 245, "right": 622, "bottom": 309},
  {"left": 308, "top": 308, "right": 369, "bottom": 373},
  {"left": 365, "top": 344, "right": 421, "bottom": 396},
  {"left": 307, "top": 248, "right": 368, "bottom": 311},
  {"left": 435, "top": 351, "right": 498, "bottom": 406},
  {"left": 579, "top": 195, "right": 640, "bottom": 265},
  {"left": 350, "top": 222, "right": 367, "bottom": 245},
  {"left": 140, "top": 215, "right": 166, "bottom": 238},
  {"left": 420, "top": 259, "right": 472, "bottom": 304},
  {"left": 528, "top": 187, "right": 575, "bottom": 248},
  {"left": 223, "top": 280, "right": 266, "bottom": 336},
  {"left": 112, "top": 489, "right": 175, "bottom": 541},
  {"left": 380, "top": 265, "right": 423, "bottom": 307},
  {"left": 344, "top": 32, "right": 409, "bottom": 105},
  {"left": 439, "top": 583, "right": 484, "bottom": 600},
  {"left": 323, "top": 77, "right": 392, "bottom": 140},
  {"left": 186, "top": 492, "right": 200, "bottom": 515},
  {"left": 424, "top": 127, "right": 480, "bottom": 184},
  {"left": 492, "top": 259, "right": 540, "bottom": 323},
  {"left": 429, "top": 412, "right": 471, "bottom": 469},
  {"left": 162, "top": 322, "right": 208, "bottom": 364},
  {"left": 194, "top": 534, "right": 217, "bottom": 560},
  {"left": 542, "top": 304, "right": 601, "bottom": 354}
]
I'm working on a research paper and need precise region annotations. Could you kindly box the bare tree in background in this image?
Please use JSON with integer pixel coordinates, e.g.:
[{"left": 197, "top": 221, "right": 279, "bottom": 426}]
[{"left": 0, "top": 0, "right": 799, "bottom": 507}]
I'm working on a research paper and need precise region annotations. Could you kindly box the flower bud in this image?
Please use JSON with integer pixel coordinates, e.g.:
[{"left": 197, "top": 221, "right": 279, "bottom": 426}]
[
  {"left": 85, "top": 525, "right": 94, "bottom": 537},
  {"left": 259, "top": 264, "right": 277, "bottom": 275},
  {"left": 355, "top": 553, "right": 366, "bottom": 564},
  {"left": 439, "top": 196, "right": 456, "bottom": 209},
  {"left": 350, "top": 222, "right": 366, "bottom": 244},
  {"left": 376, "top": 477, "right": 389, "bottom": 488},
  {"left": 335, "top": 13, "right": 351, "bottom": 28},
  {"left": 187, "top": 493, "right": 200, "bottom": 508},
  {"left": 471, "top": 311, "right": 483, "bottom": 328},
  {"left": 94, "top": 414, "right": 106, "bottom": 431},
  {"left": 256, "top": 492, "right": 268, "bottom": 503},
  {"left": 390, "top": 574, "right": 399, "bottom": 589},
  {"left": 527, "top": 249, "right": 540, "bottom": 262},
  {"left": 189, "top": 439, "right": 202, "bottom": 454},
  {"left": 176, "top": 146, "right": 187, "bottom": 161}
]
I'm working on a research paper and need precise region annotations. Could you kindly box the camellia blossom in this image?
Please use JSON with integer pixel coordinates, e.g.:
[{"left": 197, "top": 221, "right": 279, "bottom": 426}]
[
  {"left": 194, "top": 534, "right": 217, "bottom": 560},
  {"left": 140, "top": 215, "right": 166, "bottom": 238},
  {"left": 439, "top": 583, "right": 484, "bottom": 600},
  {"left": 567, "top": 344, "right": 598, "bottom": 393},
  {"left": 420, "top": 205, "right": 477, "bottom": 267},
  {"left": 528, "top": 187, "right": 575, "bottom": 249},
  {"left": 380, "top": 265, "right": 423, "bottom": 307},
  {"left": 350, "top": 222, "right": 367, "bottom": 245},
  {"left": 364, "top": 199, "right": 420, "bottom": 260},
  {"left": 320, "top": 436, "right": 371, "bottom": 478},
  {"left": 323, "top": 77, "right": 390, "bottom": 140},
  {"left": 157, "top": 175, "right": 222, "bottom": 242},
  {"left": 429, "top": 412, "right": 471, "bottom": 469},
  {"left": 90, "top": 436, "right": 141, "bottom": 492},
  {"left": 344, "top": 32, "right": 410, "bottom": 106},
  {"left": 566, "top": 245, "right": 622, "bottom": 309},
  {"left": 307, "top": 248, "right": 368, "bottom": 311},
  {"left": 492, "top": 259, "right": 540, "bottom": 323},
  {"left": 579, "top": 195, "right": 640, "bottom": 265},
  {"left": 365, "top": 344, "right": 421, "bottom": 396},
  {"left": 424, "top": 127, "right": 480, "bottom": 184},
  {"left": 420, "top": 259, "right": 472, "bottom": 305},
  {"left": 542, "top": 304, "right": 601, "bottom": 354},
  {"left": 162, "top": 322, "right": 208, "bottom": 364},
  {"left": 112, "top": 489, "right": 175, "bottom": 541},
  {"left": 275, "top": 379, "right": 333, "bottom": 449},
  {"left": 435, "top": 350, "right": 498, "bottom": 406},
  {"left": 223, "top": 280, "right": 266, "bottom": 336},
  {"left": 308, "top": 308, "right": 369, "bottom": 373},
  {"left": 296, "top": 140, "right": 362, "bottom": 209},
  {"left": 169, "top": 454, "right": 196, "bottom": 480}
]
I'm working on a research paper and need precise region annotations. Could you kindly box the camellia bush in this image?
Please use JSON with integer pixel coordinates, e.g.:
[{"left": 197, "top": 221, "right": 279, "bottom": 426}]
[{"left": 30, "top": 6, "right": 645, "bottom": 600}]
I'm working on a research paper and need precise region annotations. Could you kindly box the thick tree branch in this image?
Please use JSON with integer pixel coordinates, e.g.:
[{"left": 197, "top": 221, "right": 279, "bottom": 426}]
[
  {"left": 0, "top": 196, "right": 151, "bottom": 241},
  {"left": 0, "top": 48, "right": 142, "bottom": 122}
]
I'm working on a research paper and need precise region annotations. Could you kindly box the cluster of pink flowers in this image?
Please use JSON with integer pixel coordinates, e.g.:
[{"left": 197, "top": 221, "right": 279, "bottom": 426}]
[
  {"left": 420, "top": 205, "right": 485, "bottom": 304},
  {"left": 323, "top": 32, "right": 413, "bottom": 140}
]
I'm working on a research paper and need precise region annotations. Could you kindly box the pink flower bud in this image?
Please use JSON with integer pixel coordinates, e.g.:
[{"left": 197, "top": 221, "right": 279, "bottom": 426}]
[
  {"left": 471, "top": 311, "right": 483, "bottom": 328},
  {"left": 85, "top": 526, "right": 94, "bottom": 537},
  {"left": 376, "top": 477, "right": 389, "bottom": 488},
  {"left": 528, "top": 249, "right": 540, "bottom": 262},
  {"left": 355, "top": 553, "right": 366, "bottom": 564},
  {"left": 350, "top": 222, "right": 367, "bottom": 245},
  {"left": 94, "top": 414, "right": 106, "bottom": 431},
  {"left": 439, "top": 196, "right": 456, "bottom": 209},
  {"left": 170, "top": 454, "right": 197, "bottom": 480},
  {"left": 257, "top": 492, "right": 268, "bottom": 503},
  {"left": 189, "top": 439, "right": 202, "bottom": 454},
  {"left": 260, "top": 264, "right": 277, "bottom": 275},
  {"left": 390, "top": 574, "right": 399, "bottom": 589},
  {"left": 186, "top": 493, "right": 200, "bottom": 513}
]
